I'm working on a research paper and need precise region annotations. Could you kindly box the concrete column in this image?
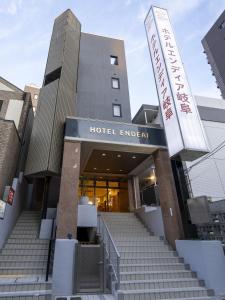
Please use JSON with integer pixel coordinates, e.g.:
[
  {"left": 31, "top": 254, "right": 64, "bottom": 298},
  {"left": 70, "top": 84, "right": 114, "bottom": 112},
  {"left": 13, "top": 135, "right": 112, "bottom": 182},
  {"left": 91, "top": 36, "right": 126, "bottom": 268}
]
[
  {"left": 52, "top": 239, "right": 78, "bottom": 297},
  {"left": 56, "top": 141, "right": 81, "bottom": 239},
  {"left": 128, "top": 178, "right": 135, "bottom": 212},
  {"left": 153, "top": 149, "right": 184, "bottom": 248},
  {"left": 133, "top": 176, "right": 141, "bottom": 209}
]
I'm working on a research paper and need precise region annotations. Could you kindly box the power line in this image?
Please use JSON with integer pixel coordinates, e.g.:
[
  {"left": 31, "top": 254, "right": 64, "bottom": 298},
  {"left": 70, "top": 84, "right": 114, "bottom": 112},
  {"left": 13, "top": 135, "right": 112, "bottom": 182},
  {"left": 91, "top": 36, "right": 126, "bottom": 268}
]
[{"left": 187, "top": 140, "right": 225, "bottom": 172}]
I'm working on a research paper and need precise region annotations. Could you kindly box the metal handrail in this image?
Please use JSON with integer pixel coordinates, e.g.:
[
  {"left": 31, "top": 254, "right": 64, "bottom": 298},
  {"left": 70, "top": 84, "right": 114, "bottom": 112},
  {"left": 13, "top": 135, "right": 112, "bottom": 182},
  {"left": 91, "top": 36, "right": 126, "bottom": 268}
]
[
  {"left": 45, "top": 218, "right": 56, "bottom": 282},
  {"left": 97, "top": 214, "right": 120, "bottom": 290}
]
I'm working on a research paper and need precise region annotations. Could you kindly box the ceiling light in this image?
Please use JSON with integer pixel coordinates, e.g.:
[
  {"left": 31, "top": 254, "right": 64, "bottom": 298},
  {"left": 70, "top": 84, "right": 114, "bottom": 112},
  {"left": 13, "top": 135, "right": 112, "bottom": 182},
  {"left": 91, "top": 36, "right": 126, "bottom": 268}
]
[
  {"left": 102, "top": 153, "right": 106, "bottom": 157},
  {"left": 132, "top": 156, "right": 136, "bottom": 159},
  {"left": 93, "top": 167, "right": 97, "bottom": 170},
  {"left": 106, "top": 168, "right": 110, "bottom": 171},
  {"left": 117, "top": 154, "right": 122, "bottom": 158},
  {"left": 119, "top": 169, "right": 123, "bottom": 172}
]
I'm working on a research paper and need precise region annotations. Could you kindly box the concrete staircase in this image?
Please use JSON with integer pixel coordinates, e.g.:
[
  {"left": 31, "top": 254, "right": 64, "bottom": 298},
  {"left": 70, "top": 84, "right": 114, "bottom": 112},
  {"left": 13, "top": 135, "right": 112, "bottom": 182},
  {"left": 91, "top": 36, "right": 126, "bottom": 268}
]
[
  {"left": 101, "top": 212, "right": 214, "bottom": 300},
  {"left": 0, "top": 210, "right": 52, "bottom": 299}
]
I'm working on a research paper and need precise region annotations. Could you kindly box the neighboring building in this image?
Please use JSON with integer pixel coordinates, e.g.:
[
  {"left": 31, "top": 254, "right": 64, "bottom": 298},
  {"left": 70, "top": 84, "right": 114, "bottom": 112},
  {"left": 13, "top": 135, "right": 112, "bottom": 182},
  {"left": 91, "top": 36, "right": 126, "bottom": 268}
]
[
  {"left": 0, "top": 76, "right": 33, "bottom": 199},
  {"left": 187, "top": 96, "right": 225, "bottom": 201},
  {"left": 192, "top": 198, "right": 225, "bottom": 246},
  {"left": 202, "top": 10, "right": 225, "bottom": 99},
  {"left": 133, "top": 95, "right": 225, "bottom": 202},
  {"left": 24, "top": 83, "right": 40, "bottom": 114}
]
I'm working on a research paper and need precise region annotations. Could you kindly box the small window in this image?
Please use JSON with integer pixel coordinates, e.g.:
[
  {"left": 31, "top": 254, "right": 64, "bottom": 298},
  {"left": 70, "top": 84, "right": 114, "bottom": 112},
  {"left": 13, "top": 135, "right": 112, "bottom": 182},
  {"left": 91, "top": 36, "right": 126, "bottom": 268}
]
[
  {"left": 112, "top": 78, "right": 120, "bottom": 89},
  {"left": 219, "top": 20, "right": 225, "bottom": 29},
  {"left": 44, "top": 67, "right": 62, "bottom": 86},
  {"left": 34, "top": 94, "right": 38, "bottom": 100},
  {"left": 0, "top": 100, "right": 3, "bottom": 112},
  {"left": 113, "top": 104, "right": 122, "bottom": 117},
  {"left": 110, "top": 56, "right": 118, "bottom": 65}
]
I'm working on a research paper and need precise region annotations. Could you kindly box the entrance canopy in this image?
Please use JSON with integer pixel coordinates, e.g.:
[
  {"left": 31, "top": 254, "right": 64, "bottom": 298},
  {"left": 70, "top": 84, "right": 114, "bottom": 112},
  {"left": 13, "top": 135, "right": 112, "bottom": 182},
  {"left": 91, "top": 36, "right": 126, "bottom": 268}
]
[{"left": 65, "top": 117, "right": 167, "bottom": 176}]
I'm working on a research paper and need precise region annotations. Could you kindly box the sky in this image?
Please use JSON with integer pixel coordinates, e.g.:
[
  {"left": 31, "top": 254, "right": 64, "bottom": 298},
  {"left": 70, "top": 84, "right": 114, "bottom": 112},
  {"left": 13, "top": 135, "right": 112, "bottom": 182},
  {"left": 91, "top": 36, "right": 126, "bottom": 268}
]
[{"left": 0, "top": 0, "right": 225, "bottom": 117}]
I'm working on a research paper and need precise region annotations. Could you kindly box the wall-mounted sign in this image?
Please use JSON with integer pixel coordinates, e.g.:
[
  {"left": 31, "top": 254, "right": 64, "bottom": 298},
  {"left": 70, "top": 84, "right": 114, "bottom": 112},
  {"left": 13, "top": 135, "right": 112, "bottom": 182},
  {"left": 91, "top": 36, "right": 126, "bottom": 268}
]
[
  {"left": 7, "top": 187, "right": 15, "bottom": 206},
  {"left": 0, "top": 200, "right": 6, "bottom": 219},
  {"left": 145, "top": 6, "right": 209, "bottom": 161},
  {"left": 3, "top": 186, "right": 15, "bottom": 206},
  {"left": 65, "top": 117, "right": 167, "bottom": 148}
]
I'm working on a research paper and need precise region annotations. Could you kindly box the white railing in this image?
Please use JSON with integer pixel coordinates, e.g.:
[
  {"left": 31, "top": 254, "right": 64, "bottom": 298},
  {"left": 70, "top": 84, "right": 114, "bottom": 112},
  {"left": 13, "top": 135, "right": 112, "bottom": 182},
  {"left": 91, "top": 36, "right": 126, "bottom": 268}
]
[{"left": 97, "top": 214, "right": 120, "bottom": 290}]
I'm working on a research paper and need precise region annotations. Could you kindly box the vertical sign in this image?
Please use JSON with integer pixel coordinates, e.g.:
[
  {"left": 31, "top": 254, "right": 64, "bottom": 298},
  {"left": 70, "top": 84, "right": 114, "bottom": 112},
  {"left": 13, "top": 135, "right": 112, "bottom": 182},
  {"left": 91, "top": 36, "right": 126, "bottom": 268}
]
[
  {"left": 7, "top": 187, "right": 15, "bottom": 206},
  {"left": 145, "top": 6, "right": 209, "bottom": 161}
]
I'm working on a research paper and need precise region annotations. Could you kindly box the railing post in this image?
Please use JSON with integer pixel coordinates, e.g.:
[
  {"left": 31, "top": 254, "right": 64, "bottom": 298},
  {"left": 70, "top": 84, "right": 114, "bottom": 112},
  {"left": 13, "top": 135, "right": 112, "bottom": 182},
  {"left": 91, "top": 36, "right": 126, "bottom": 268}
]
[
  {"left": 117, "top": 255, "right": 120, "bottom": 289},
  {"left": 45, "top": 218, "right": 55, "bottom": 282}
]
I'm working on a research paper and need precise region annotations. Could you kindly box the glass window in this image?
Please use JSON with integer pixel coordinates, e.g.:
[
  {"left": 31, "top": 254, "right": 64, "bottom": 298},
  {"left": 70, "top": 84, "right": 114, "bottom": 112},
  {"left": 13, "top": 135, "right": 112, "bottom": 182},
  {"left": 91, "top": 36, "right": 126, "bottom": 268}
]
[
  {"left": 219, "top": 20, "right": 225, "bottom": 29},
  {"left": 0, "top": 100, "right": 3, "bottom": 112},
  {"left": 113, "top": 104, "right": 122, "bottom": 117},
  {"left": 112, "top": 78, "right": 120, "bottom": 89},
  {"left": 110, "top": 56, "right": 118, "bottom": 65}
]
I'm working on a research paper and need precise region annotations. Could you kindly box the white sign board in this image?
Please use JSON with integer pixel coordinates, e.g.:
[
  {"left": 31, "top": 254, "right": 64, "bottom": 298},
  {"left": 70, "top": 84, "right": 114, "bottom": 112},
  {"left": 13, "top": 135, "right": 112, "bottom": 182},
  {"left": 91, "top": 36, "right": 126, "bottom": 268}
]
[
  {"left": 145, "top": 6, "right": 209, "bottom": 161},
  {"left": 0, "top": 200, "right": 6, "bottom": 219}
]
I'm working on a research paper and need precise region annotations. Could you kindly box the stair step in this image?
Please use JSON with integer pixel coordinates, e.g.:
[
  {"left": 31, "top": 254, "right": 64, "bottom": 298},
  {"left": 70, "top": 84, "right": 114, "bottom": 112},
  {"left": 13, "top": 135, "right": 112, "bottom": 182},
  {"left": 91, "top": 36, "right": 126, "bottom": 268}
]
[
  {"left": 117, "top": 245, "right": 169, "bottom": 251},
  {"left": 0, "top": 267, "right": 46, "bottom": 275},
  {"left": 116, "top": 240, "right": 167, "bottom": 246},
  {"left": 0, "top": 290, "right": 51, "bottom": 299},
  {"left": 16, "top": 221, "right": 40, "bottom": 225},
  {"left": 114, "top": 236, "right": 161, "bottom": 241},
  {"left": 120, "top": 270, "right": 196, "bottom": 281},
  {"left": 120, "top": 257, "right": 183, "bottom": 264},
  {"left": 4, "top": 244, "right": 48, "bottom": 250},
  {"left": 0, "top": 282, "right": 51, "bottom": 292},
  {"left": 0, "top": 255, "right": 48, "bottom": 261},
  {"left": 117, "top": 287, "right": 213, "bottom": 300},
  {"left": 1, "top": 249, "right": 48, "bottom": 255},
  {"left": 0, "top": 252, "right": 48, "bottom": 262},
  {"left": 0, "top": 261, "right": 48, "bottom": 268},
  {"left": 7, "top": 239, "right": 49, "bottom": 244},
  {"left": 11, "top": 232, "right": 39, "bottom": 237},
  {"left": 120, "top": 251, "right": 177, "bottom": 258},
  {"left": 119, "top": 278, "right": 203, "bottom": 290},
  {"left": 120, "top": 263, "right": 189, "bottom": 272}
]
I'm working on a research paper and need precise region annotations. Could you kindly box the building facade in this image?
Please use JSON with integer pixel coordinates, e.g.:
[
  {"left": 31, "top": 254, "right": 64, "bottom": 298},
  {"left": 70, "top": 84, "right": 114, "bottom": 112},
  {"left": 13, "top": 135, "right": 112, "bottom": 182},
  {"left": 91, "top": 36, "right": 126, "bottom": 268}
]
[
  {"left": 0, "top": 76, "right": 33, "bottom": 199},
  {"left": 25, "top": 9, "right": 184, "bottom": 246},
  {"left": 24, "top": 83, "right": 40, "bottom": 114},
  {"left": 133, "top": 95, "right": 225, "bottom": 202},
  {"left": 0, "top": 7, "right": 224, "bottom": 299},
  {"left": 202, "top": 10, "right": 225, "bottom": 99}
]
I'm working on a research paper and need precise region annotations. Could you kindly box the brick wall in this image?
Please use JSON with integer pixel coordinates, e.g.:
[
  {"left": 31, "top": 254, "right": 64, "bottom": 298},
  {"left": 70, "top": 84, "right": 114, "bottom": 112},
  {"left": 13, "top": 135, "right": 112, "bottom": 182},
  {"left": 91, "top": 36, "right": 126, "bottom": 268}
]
[{"left": 0, "top": 120, "right": 20, "bottom": 198}]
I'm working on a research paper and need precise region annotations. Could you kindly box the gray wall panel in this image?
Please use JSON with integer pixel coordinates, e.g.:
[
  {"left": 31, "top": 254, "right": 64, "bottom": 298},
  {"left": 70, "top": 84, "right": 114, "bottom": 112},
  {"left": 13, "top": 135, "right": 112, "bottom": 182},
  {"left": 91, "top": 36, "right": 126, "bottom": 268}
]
[
  {"left": 202, "top": 10, "right": 225, "bottom": 99},
  {"left": 25, "top": 80, "right": 59, "bottom": 174},
  {"left": 25, "top": 9, "right": 81, "bottom": 176},
  {"left": 77, "top": 33, "right": 131, "bottom": 123}
]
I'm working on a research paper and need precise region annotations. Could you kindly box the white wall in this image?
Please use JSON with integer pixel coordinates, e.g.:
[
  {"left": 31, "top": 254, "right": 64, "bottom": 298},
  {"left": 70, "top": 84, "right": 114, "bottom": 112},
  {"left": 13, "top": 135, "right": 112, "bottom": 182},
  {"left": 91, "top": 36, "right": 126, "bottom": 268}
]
[
  {"left": 187, "top": 96, "right": 225, "bottom": 201},
  {"left": 176, "top": 240, "right": 225, "bottom": 296},
  {"left": 5, "top": 99, "right": 23, "bottom": 129},
  {"left": 0, "top": 174, "right": 28, "bottom": 249}
]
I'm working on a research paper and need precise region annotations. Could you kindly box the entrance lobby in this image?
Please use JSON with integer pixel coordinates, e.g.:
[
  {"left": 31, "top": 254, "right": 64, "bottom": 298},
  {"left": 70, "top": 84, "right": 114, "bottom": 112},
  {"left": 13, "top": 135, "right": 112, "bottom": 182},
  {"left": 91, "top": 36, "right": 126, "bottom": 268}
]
[{"left": 79, "top": 178, "right": 129, "bottom": 212}]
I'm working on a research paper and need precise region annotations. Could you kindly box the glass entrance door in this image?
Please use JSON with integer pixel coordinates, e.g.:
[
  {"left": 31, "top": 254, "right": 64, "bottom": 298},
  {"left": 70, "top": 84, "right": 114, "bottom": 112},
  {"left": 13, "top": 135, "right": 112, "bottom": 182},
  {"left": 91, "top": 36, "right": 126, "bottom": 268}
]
[{"left": 78, "top": 178, "right": 129, "bottom": 212}]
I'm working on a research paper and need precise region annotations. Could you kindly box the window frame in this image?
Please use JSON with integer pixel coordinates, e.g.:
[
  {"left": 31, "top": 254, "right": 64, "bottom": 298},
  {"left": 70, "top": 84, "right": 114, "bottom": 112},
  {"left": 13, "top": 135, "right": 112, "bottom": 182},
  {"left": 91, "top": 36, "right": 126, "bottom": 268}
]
[
  {"left": 111, "top": 77, "right": 120, "bottom": 89},
  {"left": 110, "top": 55, "right": 118, "bottom": 65},
  {"left": 112, "top": 104, "right": 122, "bottom": 117},
  {"left": 0, "top": 100, "right": 3, "bottom": 112},
  {"left": 219, "top": 20, "right": 225, "bottom": 29}
]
